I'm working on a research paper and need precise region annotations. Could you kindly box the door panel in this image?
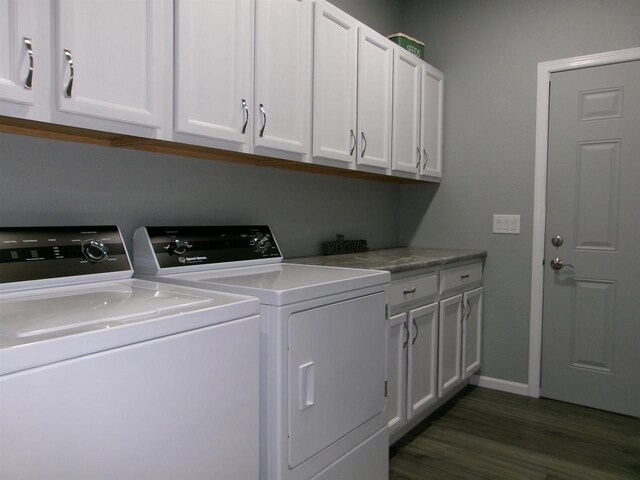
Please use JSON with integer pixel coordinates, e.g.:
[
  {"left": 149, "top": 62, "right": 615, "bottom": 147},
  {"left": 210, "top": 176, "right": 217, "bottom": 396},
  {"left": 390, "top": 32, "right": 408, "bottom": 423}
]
[
  {"left": 542, "top": 60, "right": 640, "bottom": 417},
  {"left": 462, "top": 287, "right": 482, "bottom": 378},
  {"left": 287, "top": 292, "right": 386, "bottom": 468},
  {"left": 254, "top": 0, "right": 312, "bottom": 155},
  {"left": 438, "top": 294, "right": 462, "bottom": 397},
  {"left": 55, "top": 0, "right": 164, "bottom": 127},
  {"left": 357, "top": 25, "right": 393, "bottom": 169},
  {"left": 420, "top": 64, "right": 443, "bottom": 178},
  {"left": 391, "top": 48, "right": 421, "bottom": 174},
  {"left": 312, "top": 0, "right": 357, "bottom": 164},
  {"left": 387, "top": 313, "right": 407, "bottom": 432},
  {"left": 407, "top": 302, "right": 438, "bottom": 418},
  {"left": 175, "top": 0, "right": 252, "bottom": 143}
]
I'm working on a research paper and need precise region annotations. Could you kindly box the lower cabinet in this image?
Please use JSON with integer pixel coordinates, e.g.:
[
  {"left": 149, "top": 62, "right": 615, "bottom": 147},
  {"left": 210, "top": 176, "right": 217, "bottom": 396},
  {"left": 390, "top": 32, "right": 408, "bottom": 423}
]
[{"left": 386, "top": 262, "right": 483, "bottom": 441}]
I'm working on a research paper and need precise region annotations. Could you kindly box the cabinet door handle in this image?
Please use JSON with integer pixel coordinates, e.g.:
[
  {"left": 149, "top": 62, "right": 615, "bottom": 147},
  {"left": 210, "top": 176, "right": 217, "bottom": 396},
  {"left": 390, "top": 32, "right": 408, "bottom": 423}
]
[
  {"left": 23, "top": 37, "right": 34, "bottom": 90},
  {"left": 403, "top": 286, "right": 416, "bottom": 294},
  {"left": 423, "top": 149, "right": 428, "bottom": 169},
  {"left": 460, "top": 274, "right": 470, "bottom": 279},
  {"left": 259, "top": 103, "right": 267, "bottom": 137},
  {"left": 241, "top": 98, "right": 249, "bottom": 134},
  {"left": 412, "top": 317, "right": 419, "bottom": 345},
  {"left": 63, "top": 49, "right": 74, "bottom": 98},
  {"left": 349, "top": 129, "right": 356, "bottom": 156},
  {"left": 466, "top": 299, "right": 472, "bottom": 320},
  {"left": 361, "top": 131, "right": 367, "bottom": 157},
  {"left": 416, "top": 147, "right": 421, "bottom": 168}
]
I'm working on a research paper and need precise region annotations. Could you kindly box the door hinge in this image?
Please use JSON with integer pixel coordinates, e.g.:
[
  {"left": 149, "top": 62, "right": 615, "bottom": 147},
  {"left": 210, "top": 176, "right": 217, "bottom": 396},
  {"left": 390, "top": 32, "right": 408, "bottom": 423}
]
[{"left": 385, "top": 380, "right": 388, "bottom": 397}]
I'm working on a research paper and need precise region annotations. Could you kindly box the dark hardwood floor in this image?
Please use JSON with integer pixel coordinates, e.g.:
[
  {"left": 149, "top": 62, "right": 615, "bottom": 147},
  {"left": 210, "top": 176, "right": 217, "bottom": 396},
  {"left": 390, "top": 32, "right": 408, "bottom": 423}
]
[{"left": 389, "top": 386, "right": 640, "bottom": 479}]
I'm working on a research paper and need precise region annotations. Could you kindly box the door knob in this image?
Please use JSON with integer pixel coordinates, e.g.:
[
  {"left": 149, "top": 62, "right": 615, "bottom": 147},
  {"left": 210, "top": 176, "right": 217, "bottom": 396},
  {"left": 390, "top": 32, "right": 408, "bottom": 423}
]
[
  {"left": 550, "top": 258, "right": 574, "bottom": 270},
  {"left": 551, "top": 235, "right": 563, "bottom": 247}
]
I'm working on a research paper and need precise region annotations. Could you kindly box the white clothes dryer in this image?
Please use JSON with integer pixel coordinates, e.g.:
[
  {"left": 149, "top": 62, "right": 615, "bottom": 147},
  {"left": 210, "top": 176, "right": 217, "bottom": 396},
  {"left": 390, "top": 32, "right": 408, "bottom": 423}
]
[
  {"left": 0, "top": 226, "right": 261, "bottom": 480},
  {"left": 134, "top": 225, "right": 391, "bottom": 480}
]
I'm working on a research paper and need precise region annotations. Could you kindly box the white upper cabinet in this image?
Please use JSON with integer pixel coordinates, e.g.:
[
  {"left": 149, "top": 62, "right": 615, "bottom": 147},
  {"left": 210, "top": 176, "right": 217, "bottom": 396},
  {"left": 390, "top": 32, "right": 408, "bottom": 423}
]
[
  {"left": 0, "top": 0, "right": 37, "bottom": 107},
  {"left": 254, "top": 0, "right": 312, "bottom": 159},
  {"left": 174, "top": 0, "right": 253, "bottom": 149},
  {"left": 312, "top": 0, "right": 358, "bottom": 166},
  {"left": 420, "top": 63, "right": 443, "bottom": 178},
  {"left": 357, "top": 25, "right": 393, "bottom": 170},
  {"left": 391, "top": 47, "right": 421, "bottom": 174},
  {"left": 53, "top": 0, "right": 170, "bottom": 135}
]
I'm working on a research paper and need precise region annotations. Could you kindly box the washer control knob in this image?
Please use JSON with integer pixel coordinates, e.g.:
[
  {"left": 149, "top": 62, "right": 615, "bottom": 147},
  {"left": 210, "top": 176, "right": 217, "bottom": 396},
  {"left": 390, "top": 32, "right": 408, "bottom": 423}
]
[
  {"left": 82, "top": 240, "right": 108, "bottom": 263},
  {"left": 167, "top": 239, "right": 188, "bottom": 256},
  {"left": 250, "top": 233, "right": 264, "bottom": 246}
]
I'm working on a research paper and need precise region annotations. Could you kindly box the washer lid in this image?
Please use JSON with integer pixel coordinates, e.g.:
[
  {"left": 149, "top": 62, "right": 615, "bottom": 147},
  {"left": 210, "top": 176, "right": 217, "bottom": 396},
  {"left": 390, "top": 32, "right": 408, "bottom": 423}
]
[{"left": 0, "top": 279, "right": 260, "bottom": 375}]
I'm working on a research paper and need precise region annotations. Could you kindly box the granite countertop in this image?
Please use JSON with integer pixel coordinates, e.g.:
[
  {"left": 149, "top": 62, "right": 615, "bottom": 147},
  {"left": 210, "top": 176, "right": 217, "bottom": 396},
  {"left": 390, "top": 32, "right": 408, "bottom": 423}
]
[{"left": 286, "top": 247, "right": 487, "bottom": 274}]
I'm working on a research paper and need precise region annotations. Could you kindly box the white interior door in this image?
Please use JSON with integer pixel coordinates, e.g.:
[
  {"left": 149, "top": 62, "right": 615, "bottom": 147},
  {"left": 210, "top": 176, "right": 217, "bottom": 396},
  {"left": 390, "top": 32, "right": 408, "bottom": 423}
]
[
  {"left": 542, "top": 60, "right": 640, "bottom": 417},
  {"left": 287, "top": 292, "right": 386, "bottom": 468}
]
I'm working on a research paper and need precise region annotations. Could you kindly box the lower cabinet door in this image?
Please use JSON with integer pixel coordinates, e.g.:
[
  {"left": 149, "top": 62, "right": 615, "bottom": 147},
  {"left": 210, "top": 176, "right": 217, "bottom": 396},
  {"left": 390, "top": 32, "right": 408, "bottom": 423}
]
[
  {"left": 438, "top": 294, "right": 463, "bottom": 397},
  {"left": 462, "top": 287, "right": 483, "bottom": 378},
  {"left": 387, "top": 312, "right": 407, "bottom": 433},
  {"left": 406, "top": 302, "right": 438, "bottom": 419}
]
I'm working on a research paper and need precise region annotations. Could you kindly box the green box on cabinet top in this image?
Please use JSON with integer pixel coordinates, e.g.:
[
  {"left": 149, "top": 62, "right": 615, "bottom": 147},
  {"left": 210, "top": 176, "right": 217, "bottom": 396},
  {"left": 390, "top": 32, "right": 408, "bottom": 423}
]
[{"left": 387, "top": 33, "right": 425, "bottom": 59}]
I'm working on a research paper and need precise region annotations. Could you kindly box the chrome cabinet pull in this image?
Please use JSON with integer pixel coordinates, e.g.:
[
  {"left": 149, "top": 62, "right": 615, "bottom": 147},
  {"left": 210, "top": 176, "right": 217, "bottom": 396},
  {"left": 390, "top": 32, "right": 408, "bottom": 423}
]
[
  {"left": 349, "top": 129, "right": 356, "bottom": 155},
  {"left": 23, "top": 37, "right": 33, "bottom": 90},
  {"left": 412, "top": 317, "right": 419, "bottom": 345},
  {"left": 403, "top": 286, "right": 416, "bottom": 295},
  {"left": 460, "top": 298, "right": 466, "bottom": 322},
  {"left": 63, "top": 49, "right": 74, "bottom": 98},
  {"left": 423, "top": 149, "right": 428, "bottom": 169},
  {"left": 241, "top": 99, "right": 249, "bottom": 134},
  {"left": 416, "top": 147, "right": 421, "bottom": 168},
  {"left": 361, "top": 132, "right": 367, "bottom": 157},
  {"left": 259, "top": 103, "right": 267, "bottom": 137},
  {"left": 466, "top": 299, "right": 472, "bottom": 320}
]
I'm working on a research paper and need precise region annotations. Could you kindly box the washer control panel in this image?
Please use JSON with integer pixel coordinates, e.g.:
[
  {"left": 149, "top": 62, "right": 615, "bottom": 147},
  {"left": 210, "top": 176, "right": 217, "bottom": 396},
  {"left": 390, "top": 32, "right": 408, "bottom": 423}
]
[
  {"left": 0, "top": 226, "right": 130, "bottom": 284},
  {"left": 145, "top": 225, "right": 281, "bottom": 269}
]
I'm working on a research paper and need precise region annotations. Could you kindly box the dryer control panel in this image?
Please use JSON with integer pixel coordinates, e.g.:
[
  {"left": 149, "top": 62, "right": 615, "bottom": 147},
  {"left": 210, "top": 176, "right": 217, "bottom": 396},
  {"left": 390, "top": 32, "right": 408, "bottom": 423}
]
[
  {"left": 142, "top": 225, "right": 282, "bottom": 270},
  {"left": 0, "top": 226, "right": 130, "bottom": 284}
]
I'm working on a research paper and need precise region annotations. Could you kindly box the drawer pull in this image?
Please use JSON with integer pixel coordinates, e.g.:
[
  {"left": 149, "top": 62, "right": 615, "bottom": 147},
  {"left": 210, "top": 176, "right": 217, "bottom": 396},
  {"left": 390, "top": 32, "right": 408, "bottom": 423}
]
[
  {"left": 403, "top": 286, "right": 417, "bottom": 294},
  {"left": 460, "top": 274, "right": 470, "bottom": 279}
]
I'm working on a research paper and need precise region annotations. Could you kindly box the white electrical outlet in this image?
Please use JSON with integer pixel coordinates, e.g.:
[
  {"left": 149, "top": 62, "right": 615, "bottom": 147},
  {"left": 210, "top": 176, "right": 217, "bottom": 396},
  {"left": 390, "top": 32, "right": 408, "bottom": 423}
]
[{"left": 493, "top": 214, "right": 520, "bottom": 234}]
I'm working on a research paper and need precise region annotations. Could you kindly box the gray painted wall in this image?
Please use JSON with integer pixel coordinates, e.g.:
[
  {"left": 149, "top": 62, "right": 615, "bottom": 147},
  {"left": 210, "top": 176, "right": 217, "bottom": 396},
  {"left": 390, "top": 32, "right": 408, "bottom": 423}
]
[
  {"left": 0, "top": 133, "right": 399, "bottom": 258},
  {"left": 0, "top": 1, "right": 404, "bottom": 259},
  {"left": 400, "top": 0, "right": 640, "bottom": 384}
]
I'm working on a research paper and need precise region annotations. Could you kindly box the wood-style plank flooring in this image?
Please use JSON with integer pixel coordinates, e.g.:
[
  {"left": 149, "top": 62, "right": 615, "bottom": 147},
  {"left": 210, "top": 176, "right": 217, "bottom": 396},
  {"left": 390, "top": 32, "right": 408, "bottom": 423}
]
[{"left": 389, "top": 386, "right": 640, "bottom": 479}]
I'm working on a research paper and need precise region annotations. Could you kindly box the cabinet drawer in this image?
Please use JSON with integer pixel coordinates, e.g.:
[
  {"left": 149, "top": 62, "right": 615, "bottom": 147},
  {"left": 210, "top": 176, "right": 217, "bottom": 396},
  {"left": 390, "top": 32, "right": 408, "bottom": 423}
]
[
  {"left": 389, "top": 273, "right": 438, "bottom": 307},
  {"left": 439, "top": 262, "right": 482, "bottom": 296}
]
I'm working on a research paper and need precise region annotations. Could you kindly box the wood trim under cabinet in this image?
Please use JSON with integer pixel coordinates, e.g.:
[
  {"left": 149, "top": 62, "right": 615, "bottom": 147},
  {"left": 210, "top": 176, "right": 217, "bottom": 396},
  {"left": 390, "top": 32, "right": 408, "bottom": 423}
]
[{"left": 0, "top": 116, "right": 421, "bottom": 184}]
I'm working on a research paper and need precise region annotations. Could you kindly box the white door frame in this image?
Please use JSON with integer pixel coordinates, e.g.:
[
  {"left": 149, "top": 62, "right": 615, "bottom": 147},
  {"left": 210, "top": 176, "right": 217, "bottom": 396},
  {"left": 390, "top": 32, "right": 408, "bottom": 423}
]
[{"left": 528, "top": 46, "right": 640, "bottom": 397}]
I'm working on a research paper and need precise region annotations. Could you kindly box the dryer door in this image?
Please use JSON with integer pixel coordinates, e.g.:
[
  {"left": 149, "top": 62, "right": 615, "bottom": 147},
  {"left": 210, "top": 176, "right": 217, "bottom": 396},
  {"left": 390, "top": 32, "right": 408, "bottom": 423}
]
[{"left": 287, "top": 292, "right": 386, "bottom": 468}]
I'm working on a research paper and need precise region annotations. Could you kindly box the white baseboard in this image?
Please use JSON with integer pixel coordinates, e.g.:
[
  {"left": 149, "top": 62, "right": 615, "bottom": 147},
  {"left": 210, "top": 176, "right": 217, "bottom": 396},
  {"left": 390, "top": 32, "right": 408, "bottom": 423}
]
[{"left": 469, "top": 375, "right": 529, "bottom": 396}]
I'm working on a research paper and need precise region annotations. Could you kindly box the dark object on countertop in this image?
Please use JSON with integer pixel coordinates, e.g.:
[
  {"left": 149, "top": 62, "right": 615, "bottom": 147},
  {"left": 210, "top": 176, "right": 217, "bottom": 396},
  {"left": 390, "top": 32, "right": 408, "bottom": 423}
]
[{"left": 322, "top": 234, "right": 369, "bottom": 256}]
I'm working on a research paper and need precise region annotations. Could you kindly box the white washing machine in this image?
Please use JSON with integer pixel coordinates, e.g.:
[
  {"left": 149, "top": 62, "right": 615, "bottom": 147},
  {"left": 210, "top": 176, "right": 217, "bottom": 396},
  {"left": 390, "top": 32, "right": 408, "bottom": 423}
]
[
  {"left": 0, "top": 226, "right": 261, "bottom": 480},
  {"left": 133, "top": 225, "right": 391, "bottom": 480}
]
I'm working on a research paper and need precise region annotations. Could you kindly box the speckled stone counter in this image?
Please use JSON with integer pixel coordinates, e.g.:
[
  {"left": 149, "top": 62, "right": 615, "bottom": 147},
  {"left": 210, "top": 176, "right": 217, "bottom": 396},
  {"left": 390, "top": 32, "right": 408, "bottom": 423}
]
[{"left": 286, "top": 248, "right": 487, "bottom": 274}]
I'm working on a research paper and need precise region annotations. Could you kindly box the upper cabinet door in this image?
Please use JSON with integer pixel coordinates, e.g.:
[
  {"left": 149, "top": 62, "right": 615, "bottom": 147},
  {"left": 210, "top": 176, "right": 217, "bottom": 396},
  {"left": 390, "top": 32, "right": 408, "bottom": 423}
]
[
  {"left": 54, "top": 0, "right": 168, "bottom": 129},
  {"left": 420, "top": 63, "right": 444, "bottom": 178},
  {"left": 312, "top": 0, "right": 357, "bottom": 165},
  {"left": 357, "top": 25, "right": 393, "bottom": 170},
  {"left": 392, "top": 48, "right": 421, "bottom": 174},
  {"left": 254, "top": 0, "right": 312, "bottom": 157},
  {"left": 175, "top": 0, "right": 253, "bottom": 146},
  {"left": 0, "top": 0, "right": 38, "bottom": 107}
]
